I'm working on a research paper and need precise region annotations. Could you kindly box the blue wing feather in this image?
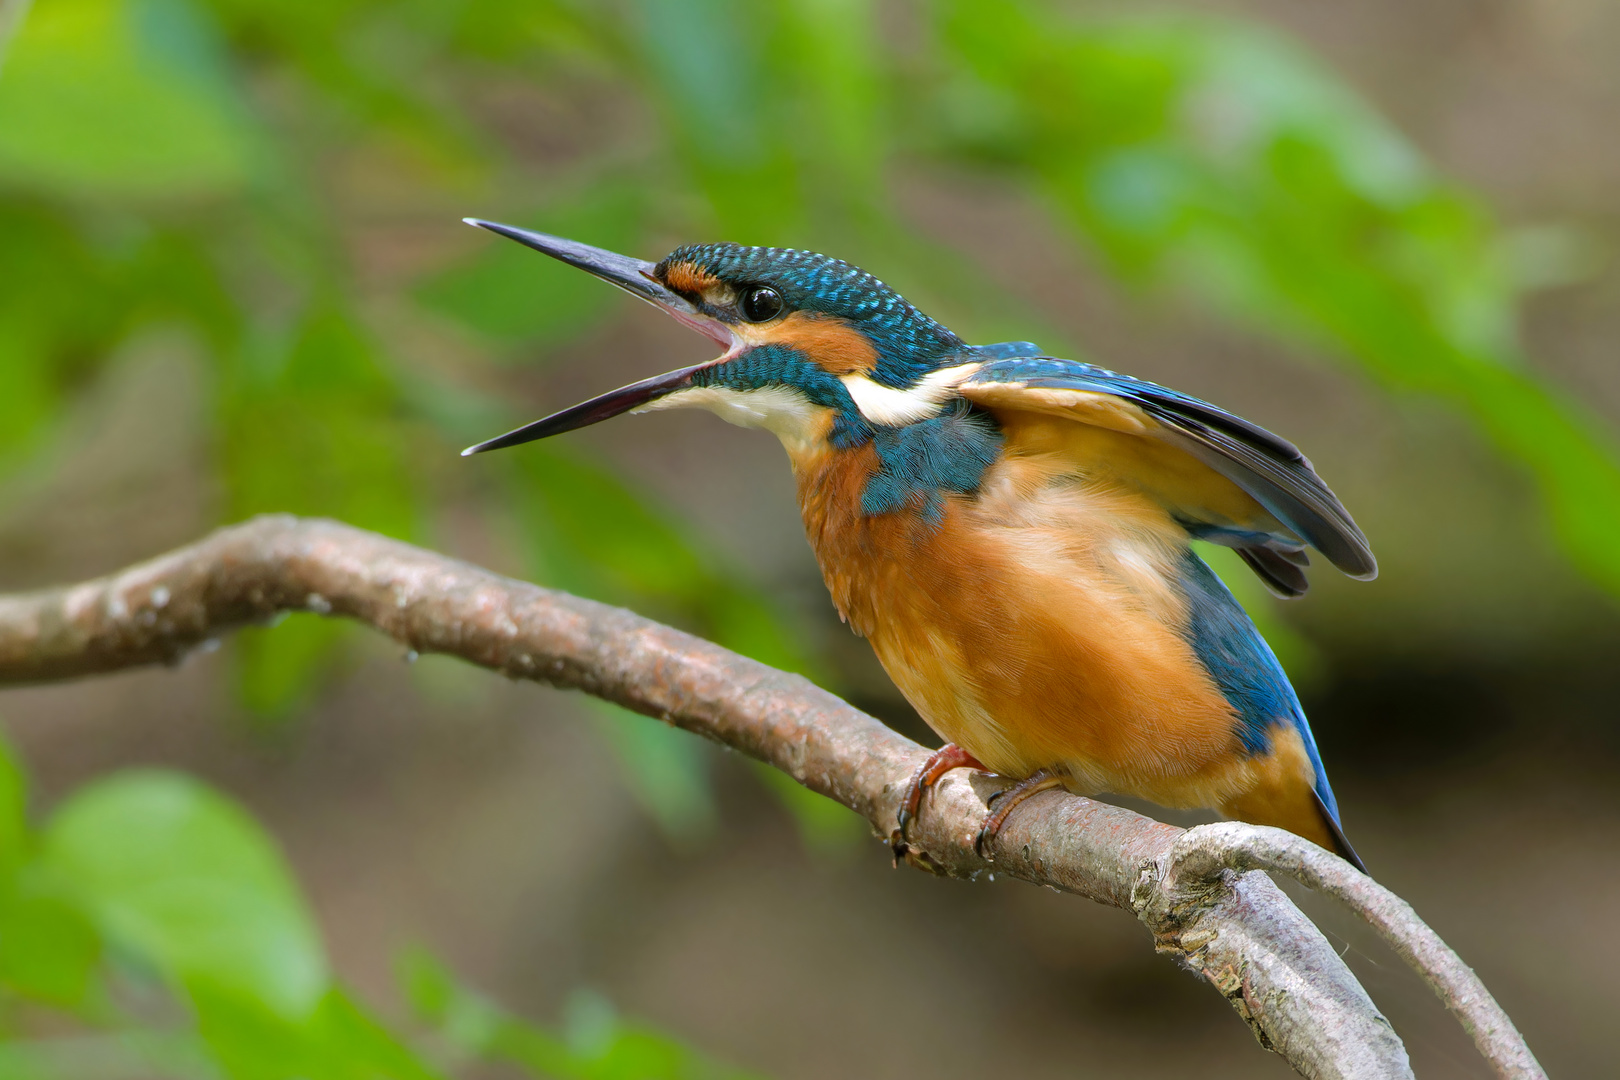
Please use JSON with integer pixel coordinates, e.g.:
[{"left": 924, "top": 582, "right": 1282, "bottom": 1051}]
[
  {"left": 971, "top": 340, "right": 1046, "bottom": 360},
  {"left": 1177, "top": 551, "right": 1342, "bottom": 825}
]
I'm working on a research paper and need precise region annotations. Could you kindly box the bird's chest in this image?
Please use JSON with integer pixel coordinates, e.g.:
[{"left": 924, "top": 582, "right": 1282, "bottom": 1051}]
[
  {"left": 791, "top": 407, "right": 1003, "bottom": 625},
  {"left": 792, "top": 445, "right": 1242, "bottom": 787},
  {"left": 794, "top": 442, "right": 1182, "bottom": 642},
  {"left": 793, "top": 440, "right": 977, "bottom": 637}
]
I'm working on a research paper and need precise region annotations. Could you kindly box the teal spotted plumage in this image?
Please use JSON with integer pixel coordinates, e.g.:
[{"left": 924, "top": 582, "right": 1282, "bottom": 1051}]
[{"left": 658, "top": 244, "right": 963, "bottom": 385}]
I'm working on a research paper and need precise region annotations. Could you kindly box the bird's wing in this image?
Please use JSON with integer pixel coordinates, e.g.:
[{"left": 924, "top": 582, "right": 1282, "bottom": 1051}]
[{"left": 958, "top": 355, "right": 1375, "bottom": 595}]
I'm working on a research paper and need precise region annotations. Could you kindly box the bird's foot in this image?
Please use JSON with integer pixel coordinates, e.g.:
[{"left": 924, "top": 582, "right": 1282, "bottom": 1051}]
[
  {"left": 974, "top": 770, "right": 1065, "bottom": 860},
  {"left": 891, "top": 743, "right": 986, "bottom": 860}
]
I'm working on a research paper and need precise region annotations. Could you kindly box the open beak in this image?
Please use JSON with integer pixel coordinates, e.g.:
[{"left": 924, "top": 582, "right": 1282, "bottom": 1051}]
[{"left": 458, "top": 219, "right": 734, "bottom": 456}]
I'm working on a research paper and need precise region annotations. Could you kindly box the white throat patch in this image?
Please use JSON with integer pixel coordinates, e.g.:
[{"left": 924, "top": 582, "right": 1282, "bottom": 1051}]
[
  {"left": 634, "top": 384, "right": 825, "bottom": 453},
  {"left": 838, "top": 363, "right": 981, "bottom": 426},
  {"left": 628, "top": 361, "right": 983, "bottom": 453}
]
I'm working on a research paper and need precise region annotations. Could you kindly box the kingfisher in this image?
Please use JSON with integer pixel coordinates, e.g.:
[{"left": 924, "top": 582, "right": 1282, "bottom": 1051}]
[{"left": 459, "top": 219, "right": 1375, "bottom": 873}]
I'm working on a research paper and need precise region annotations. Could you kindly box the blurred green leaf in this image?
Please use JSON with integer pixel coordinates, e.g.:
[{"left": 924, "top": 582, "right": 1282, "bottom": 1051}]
[
  {"left": 232, "top": 614, "right": 349, "bottom": 718},
  {"left": 0, "top": 875, "right": 103, "bottom": 1009},
  {"left": 399, "top": 946, "right": 501, "bottom": 1050},
  {"left": 0, "top": 317, "right": 58, "bottom": 465},
  {"left": 419, "top": 186, "right": 645, "bottom": 349},
  {"left": 701, "top": 583, "right": 808, "bottom": 677},
  {"left": 0, "top": 1031, "right": 214, "bottom": 1080},
  {"left": 0, "top": 207, "right": 131, "bottom": 464},
  {"left": 1441, "top": 365, "right": 1620, "bottom": 598},
  {"left": 193, "top": 985, "right": 442, "bottom": 1080},
  {"left": 41, "top": 771, "right": 328, "bottom": 1020},
  {"left": 506, "top": 443, "right": 708, "bottom": 608},
  {"left": 404, "top": 950, "right": 765, "bottom": 1080},
  {"left": 505, "top": 445, "right": 815, "bottom": 672},
  {"left": 751, "top": 764, "right": 864, "bottom": 855},
  {"left": 772, "top": 0, "right": 882, "bottom": 220},
  {"left": 589, "top": 702, "right": 718, "bottom": 847},
  {"left": 0, "top": 731, "right": 102, "bottom": 1011},
  {"left": 0, "top": 758, "right": 450, "bottom": 1080},
  {"left": 0, "top": 0, "right": 254, "bottom": 197},
  {"left": 221, "top": 303, "right": 420, "bottom": 717},
  {"left": 0, "top": 753, "right": 748, "bottom": 1080},
  {"left": 0, "top": 725, "right": 25, "bottom": 876},
  {"left": 937, "top": 0, "right": 1620, "bottom": 598},
  {"left": 627, "top": 0, "right": 800, "bottom": 238},
  {"left": 222, "top": 303, "right": 417, "bottom": 540}
]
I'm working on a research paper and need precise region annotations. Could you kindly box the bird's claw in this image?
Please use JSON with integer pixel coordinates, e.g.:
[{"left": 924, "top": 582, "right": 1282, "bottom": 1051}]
[
  {"left": 973, "top": 769, "right": 1064, "bottom": 861},
  {"left": 892, "top": 743, "right": 986, "bottom": 861}
]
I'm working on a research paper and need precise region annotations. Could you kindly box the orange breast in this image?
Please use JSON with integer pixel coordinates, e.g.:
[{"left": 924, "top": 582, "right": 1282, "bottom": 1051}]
[{"left": 792, "top": 442, "right": 1265, "bottom": 810}]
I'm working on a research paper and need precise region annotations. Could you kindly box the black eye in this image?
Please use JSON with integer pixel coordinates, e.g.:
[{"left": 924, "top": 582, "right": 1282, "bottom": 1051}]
[{"left": 739, "top": 286, "right": 784, "bottom": 323}]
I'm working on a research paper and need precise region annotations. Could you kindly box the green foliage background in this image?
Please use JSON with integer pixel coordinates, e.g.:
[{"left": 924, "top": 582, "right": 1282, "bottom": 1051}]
[{"left": 0, "top": 0, "right": 1614, "bottom": 1075}]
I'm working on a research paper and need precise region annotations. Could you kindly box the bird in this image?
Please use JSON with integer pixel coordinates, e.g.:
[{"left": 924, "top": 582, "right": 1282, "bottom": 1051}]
[{"left": 458, "top": 218, "right": 1375, "bottom": 873}]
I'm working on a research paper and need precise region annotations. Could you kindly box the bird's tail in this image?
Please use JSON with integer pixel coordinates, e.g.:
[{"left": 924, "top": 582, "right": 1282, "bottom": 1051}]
[{"left": 1219, "top": 785, "right": 1368, "bottom": 875}]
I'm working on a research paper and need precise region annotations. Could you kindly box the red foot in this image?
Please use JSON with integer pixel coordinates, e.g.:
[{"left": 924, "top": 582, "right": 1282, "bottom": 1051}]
[
  {"left": 974, "top": 769, "right": 1065, "bottom": 859},
  {"left": 892, "top": 744, "right": 986, "bottom": 857}
]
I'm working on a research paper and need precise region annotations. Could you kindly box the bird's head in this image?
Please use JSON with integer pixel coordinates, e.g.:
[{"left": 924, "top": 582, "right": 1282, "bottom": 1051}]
[{"left": 460, "top": 221, "right": 988, "bottom": 458}]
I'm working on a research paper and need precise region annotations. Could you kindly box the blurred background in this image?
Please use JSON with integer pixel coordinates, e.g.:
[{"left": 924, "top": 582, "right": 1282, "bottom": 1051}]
[{"left": 0, "top": 0, "right": 1617, "bottom": 1076}]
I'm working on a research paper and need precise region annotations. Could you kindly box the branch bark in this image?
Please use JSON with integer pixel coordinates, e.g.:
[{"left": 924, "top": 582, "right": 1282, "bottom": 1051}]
[{"left": 0, "top": 516, "right": 1543, "bottom": 1079}]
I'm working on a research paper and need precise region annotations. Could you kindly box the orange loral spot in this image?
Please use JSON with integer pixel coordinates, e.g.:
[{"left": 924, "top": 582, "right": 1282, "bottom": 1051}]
[
  {"left": 662, "top": 262, "right": 720, "bottom": 295},
  {"left": 748, "top": 311, "right": 878, "bottom": 375}
]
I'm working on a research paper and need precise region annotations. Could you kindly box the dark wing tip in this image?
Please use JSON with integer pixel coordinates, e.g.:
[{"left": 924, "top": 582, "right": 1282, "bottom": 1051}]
[
  {"left": 1322, "top": 532, "right": 1377, "bottom": 580},
  {"left": 1236, "top": 548, "right": 1310, "bottom": 599},
  {"left": 1313, "top": 789, "right": 1369, "bottom": 874},
  {"left": 1158, "top": 411, "right": 1378, "bottom": 581},
  {"left": 1344, "top": 553, "right": 1379, "bottom": 581}
]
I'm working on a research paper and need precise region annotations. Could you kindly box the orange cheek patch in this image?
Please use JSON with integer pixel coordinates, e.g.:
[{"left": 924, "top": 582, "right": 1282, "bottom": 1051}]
[
  {"left": 750, "top": 312, "right": 878, "bottom": 375},
  {"left": 662, "top": 262, "right": 720, "bottom": 294}
]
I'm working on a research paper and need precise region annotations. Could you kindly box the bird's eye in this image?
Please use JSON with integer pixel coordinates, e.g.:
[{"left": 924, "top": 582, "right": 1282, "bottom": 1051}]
[{"left": 739, "top": 286, "right": 784, "bottom": 323}]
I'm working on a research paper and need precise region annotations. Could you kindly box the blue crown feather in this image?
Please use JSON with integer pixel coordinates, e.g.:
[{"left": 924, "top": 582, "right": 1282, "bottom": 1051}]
[{"left": 659, "top": 244, "right": 963, "bottom": 386}]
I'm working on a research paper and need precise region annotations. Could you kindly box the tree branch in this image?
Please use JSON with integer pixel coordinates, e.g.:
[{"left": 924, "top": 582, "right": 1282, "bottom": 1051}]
[
  {"left": 1159, "top": 822, "right": 1541, "bottom": 1077},
  {"left": 0, "top": 516, "right": 1543, "bottom": 1079}
]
